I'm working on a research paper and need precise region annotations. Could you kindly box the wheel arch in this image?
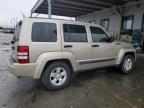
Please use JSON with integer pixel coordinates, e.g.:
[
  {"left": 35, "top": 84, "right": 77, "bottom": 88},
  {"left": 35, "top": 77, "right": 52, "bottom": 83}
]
[
  {"left": 33, "top": 51, "right": 78, "bottom": 79},
  {"left": 116, "top": 49, "right": 136, "bottom": 65},
  {"left": 123, "top": 52, "right": 135, "bottom": 59},
  {"left": 41, "top": 59, "right": 74, "bottom": 78}
]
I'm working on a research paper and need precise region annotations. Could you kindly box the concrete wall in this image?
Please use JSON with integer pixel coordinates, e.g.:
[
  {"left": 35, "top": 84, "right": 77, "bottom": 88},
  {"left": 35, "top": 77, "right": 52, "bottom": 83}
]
[
  {"left": 78, "top": 9, "right": 122, "bottom": 34},
  {"left": 78, "top": 0, "right": 144, "bottom": 35}
]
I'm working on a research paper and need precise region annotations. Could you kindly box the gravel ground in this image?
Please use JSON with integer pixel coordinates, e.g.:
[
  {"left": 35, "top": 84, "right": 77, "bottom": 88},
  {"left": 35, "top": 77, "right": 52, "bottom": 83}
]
[{"left": 0, "top": 33, "right": 13, "bottom": 44}]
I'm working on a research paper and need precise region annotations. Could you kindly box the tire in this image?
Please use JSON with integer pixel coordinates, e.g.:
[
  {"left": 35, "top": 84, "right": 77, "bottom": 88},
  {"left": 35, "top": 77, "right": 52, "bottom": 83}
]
[
  {"left": 41, "top": 61, "right": 71, "bottom": 90},
  {"left": 119, "top": 54, "right": 135, "bottom": 74}
]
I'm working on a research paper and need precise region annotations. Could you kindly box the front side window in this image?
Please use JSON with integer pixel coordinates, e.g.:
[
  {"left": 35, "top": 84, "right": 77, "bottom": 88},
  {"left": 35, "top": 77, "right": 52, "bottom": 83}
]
[
  {"left": 63, "top": 24, "right": 87, "bottom": 42},
  {"left": 90, "top": 27, "right": 110, "bottom": 42},
  {"left": 32, "top": 22, "right": 57, "bottom": 42},
  {"left": 122, "top": 15, "right": 134, "bottom": 30},
  {"left": 101, "top": 19, "right": 109, "bottom": 31}
]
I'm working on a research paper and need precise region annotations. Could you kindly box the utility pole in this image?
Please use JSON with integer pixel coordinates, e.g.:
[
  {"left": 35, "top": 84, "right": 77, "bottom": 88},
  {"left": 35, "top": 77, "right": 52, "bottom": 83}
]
[
  {"left": 13, "top": 17, "right": 15, "bottom": 28},
  {"left": 47, "top": 0, "right": 52, "bottom": 18},
  {"left": 31, "top": 11, "right": 33, "bottom": 17},
  {"left": 11, "top": 19, "right": 13, "bottom": 28}
]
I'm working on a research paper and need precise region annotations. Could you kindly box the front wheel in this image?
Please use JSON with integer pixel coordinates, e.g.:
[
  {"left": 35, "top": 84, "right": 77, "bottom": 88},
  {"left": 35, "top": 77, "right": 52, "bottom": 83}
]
[
  {"left": 41, "top": 62, "right": 71, "bottom": 90},
  {"left": 119, "top": 55, "right": 135, "bottom": 74}
]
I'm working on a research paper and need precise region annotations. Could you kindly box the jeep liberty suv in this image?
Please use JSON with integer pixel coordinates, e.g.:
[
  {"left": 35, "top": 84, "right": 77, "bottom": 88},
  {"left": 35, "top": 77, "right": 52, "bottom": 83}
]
[{"left": 8, "top": 18, "right": 136, "bottom": 90}]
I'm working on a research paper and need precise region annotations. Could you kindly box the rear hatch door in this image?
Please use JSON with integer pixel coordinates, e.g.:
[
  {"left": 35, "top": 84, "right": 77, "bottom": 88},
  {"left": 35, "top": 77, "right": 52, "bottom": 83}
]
[{"left": 11, "top": 21, "right": 22, "bottom": 62}]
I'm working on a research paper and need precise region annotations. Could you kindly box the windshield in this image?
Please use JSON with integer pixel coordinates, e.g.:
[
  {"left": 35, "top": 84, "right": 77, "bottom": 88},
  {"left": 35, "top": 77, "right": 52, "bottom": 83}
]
[{"left": 13, "top": 22, "right": 21, "bottom": 41}]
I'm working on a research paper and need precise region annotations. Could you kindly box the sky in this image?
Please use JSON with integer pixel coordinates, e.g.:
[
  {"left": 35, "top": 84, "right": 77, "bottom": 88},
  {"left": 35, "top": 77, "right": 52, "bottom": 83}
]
[{"left": 0, "top": 0, "right": 74, "bottom": 28}]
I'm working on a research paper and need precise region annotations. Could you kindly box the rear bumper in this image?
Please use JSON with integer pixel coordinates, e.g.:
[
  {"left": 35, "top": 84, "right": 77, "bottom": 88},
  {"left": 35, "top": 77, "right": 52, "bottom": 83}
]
[{"left": 8, "top": 57, "right": 37, "bottom": 78}]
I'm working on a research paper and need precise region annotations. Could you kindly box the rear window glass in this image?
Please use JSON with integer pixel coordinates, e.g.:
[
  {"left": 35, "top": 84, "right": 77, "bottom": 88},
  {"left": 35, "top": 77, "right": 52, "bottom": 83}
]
[
  {"left": 32, "top": 22, "right": 57, "bottom": 42},
  {"left": 63, "top": 24, "right": 87, "bottom": 42},
  {"left": 14, "top": 24, "right": 21, "bottom": 41}
]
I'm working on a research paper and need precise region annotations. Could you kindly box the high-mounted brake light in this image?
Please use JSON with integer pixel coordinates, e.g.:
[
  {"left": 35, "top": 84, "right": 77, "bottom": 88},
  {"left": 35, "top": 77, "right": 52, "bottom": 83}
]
[{"left": 17, "top": 46, "right": 29, "bottom": 64}]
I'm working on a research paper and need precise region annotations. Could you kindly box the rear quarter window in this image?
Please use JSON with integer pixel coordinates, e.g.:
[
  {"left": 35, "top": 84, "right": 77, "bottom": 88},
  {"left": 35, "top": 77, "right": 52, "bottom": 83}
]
[
  {"left": 63, "top": 24, "right": 87, "bottom": 42},
  {"left": 32, "top": 22, "right": 57, "bottom": 42},
  {"left": 14, "top": 24, "right": 21, "bottom": 41}
]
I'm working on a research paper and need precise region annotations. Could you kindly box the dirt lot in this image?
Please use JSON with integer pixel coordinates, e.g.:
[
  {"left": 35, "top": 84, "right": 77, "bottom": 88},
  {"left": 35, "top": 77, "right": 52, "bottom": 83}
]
[{"left": 0, "top": 34, "right": 144, "bottom": 108}]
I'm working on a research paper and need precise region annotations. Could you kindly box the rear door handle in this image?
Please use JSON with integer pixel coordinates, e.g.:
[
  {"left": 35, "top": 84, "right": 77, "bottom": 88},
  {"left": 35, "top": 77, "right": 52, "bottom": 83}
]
[
  {"left": 92, "top": 44, "right": 99, "bottom": 47},
  {"left": 64, "top": 45, "right": 73, "bottom": 48}
]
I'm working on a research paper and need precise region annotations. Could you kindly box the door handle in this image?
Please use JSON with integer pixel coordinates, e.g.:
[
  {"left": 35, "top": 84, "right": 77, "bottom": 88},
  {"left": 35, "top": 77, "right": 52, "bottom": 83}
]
[
  {"left": 64, "top": 45, "right": 73, "bottom": 48},
  {"left": 92, "top": 44, "right": 99, "bottom": 47}
]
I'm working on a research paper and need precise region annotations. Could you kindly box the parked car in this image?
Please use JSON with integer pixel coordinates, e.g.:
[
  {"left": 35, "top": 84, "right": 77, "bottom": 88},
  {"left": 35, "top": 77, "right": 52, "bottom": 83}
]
[
  {"left": 0, "top": 27, "right": 3, "bottom": 32},
  {"left": 8, "top": 30, "right": 14, "bottom": 34},
  {"left": 8, "top": 18, "right": 136, "bottom": 90},
  {"left": 0, "top": 29, "right": 3, "bottom": 33},
  {"left": 3, "top": 29, "right": 14, "bottom": 34}
]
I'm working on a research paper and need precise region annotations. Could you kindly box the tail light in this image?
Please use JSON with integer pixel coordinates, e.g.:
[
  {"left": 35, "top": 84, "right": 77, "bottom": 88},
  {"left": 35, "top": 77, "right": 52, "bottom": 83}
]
[{"left": 17, "top": 46, "right": 29, "bottom": 64}]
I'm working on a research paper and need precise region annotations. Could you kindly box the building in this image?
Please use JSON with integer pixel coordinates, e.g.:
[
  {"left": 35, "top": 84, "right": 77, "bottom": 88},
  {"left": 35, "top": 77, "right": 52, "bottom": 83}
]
[
  {"left": 32, "top": 1, "right": 144, "bottom": 32},
  {"left": 78, "top": 1, "right": 144, "bottom": 38}
]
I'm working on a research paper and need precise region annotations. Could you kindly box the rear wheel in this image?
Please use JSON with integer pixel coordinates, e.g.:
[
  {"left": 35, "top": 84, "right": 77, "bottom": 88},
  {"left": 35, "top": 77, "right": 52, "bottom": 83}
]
[
  {"left": 119, "top": 55, "right": 135, "bottom": 74},
  {"left": 41, "top": 62, "right": 71, "bottom": 90}
]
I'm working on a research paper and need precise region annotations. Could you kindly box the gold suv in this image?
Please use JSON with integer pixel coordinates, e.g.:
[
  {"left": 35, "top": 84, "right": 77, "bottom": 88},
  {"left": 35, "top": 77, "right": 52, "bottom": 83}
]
[{"left": 8, "top": 18, "right": 136, "bottom": 90}]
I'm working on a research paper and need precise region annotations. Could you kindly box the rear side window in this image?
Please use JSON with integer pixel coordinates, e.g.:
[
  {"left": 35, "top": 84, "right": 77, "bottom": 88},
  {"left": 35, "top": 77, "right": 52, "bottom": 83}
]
[
  {"left": 63, "top": 24, "right": 87, "bottom": 42},
  {"left": 14, "top": 23, "right": 21, "bottom": 41},
  {"left": 32, "top": 22, "right": 57, "bottom": 42}
]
